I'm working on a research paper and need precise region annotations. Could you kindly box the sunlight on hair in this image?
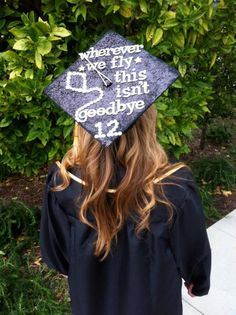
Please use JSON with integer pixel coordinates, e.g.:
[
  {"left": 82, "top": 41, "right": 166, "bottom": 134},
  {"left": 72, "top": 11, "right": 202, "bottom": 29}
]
[{"left": 51, "top": 105, "right": 191, "bottom": 261}]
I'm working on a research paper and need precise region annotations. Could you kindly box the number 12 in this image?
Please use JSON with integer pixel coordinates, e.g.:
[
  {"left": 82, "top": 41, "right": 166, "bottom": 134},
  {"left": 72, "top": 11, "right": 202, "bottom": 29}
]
[{"left": 94, "top": 120, "right": 122, "bottom": 139}]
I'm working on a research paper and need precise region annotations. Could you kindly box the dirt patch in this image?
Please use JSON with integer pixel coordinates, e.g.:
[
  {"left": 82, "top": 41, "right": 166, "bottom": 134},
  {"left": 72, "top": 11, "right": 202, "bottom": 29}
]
[
  {"left": 0, "top": 169, "right": 46, "bottom": 208},
  {"left": 213, "top": 188, "right": 236, "bottom": 213}
]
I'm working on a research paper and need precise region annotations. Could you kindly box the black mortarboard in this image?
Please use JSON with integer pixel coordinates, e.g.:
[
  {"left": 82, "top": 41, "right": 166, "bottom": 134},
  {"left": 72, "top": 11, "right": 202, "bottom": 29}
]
[{"left": 45, "top": 31, "right": 180, "bottom": 147}]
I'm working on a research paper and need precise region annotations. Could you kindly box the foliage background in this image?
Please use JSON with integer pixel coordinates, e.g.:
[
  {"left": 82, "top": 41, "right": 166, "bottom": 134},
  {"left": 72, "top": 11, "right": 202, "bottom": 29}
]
[{"left": 0, "top": 0, "right": 235, "bottom": 175}]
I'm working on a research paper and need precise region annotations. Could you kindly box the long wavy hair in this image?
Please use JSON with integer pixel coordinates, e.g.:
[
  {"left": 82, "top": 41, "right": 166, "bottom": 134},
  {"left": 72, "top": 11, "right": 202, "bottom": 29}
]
[{"left": 52, "top": 105, "right": 190, "bottom": 261}]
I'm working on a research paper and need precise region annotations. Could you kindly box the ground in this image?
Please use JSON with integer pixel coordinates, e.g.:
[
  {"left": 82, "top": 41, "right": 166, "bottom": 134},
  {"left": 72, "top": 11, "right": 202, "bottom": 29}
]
[
  {"left": 181, "top": 121, "right": 236, "bottom": 219},
  {"left": 0, "top": 122, "right": 236, "bottom": 225}
]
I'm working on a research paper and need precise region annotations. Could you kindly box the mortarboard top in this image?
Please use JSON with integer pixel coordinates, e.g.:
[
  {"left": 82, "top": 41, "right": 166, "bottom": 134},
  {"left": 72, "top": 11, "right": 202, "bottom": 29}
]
[{"left": 45, "top": 31, "right": 180, "bottom": 147}]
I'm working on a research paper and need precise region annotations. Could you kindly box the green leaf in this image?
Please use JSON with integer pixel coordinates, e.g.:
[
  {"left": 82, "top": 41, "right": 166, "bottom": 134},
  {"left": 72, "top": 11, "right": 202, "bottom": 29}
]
[
  {"left": 9, "top": 67, "right": 23, "bottom": 79},
  {"left": 37, "top": 38, "right": 52, "bottom": 55},
  {"left": 202, "top": 106, "right": 210, "bottom": 112},
  {"left": 184, "top": 47, "right": 197, "bottom": 55},
  {"left": 189, "top": 31, "right": 197, "bottom": 47},
  {"left": 162, "top": 19, "right": 178, "bottom": 29},
  {"left": 140, "top": 0, "right": 148, "bottom": 13},
  {"left": 0, "top": 118, "right": 11, "bottom": 128},
  {"left": 35, "top": 50, "right": 43, "bottom": 69},
  {"left": 199, "top": 19, "right": 209, "bottom": 32},
  {"left": 119, "top": 4, "right": 133, "bottom": 18},
  {"left": 164, "top": 11, "right": 176, "bottom": 19},
  {"left": 208, "top": 6, "right": 213, "bottom": 18},
  {"left": 9, "top": 27, "right": 27, "bottom": 38},
  {"left": 48, "top": 35, "right": 61, "bottom": 41},
  {"left": 48, "top": 14, "right": 55, "bottom": 27},
  {"left": 166, "top": 108, "right": 180, "bottom": 116},
  {"left": 15, "top": 129, "right": 23, "bottom": 137},
  {"left": 165, "top": 117, "right": 175, "bottom": 125},
  {"left": 52, "top": 27, "right": 71, "bottom": 37},
  {"left": 25, "top": 69, "right": 34, "bottom": 79},
  {"left": 152, "top": 28, "right": 163, "bottom": 46},
  {"left": 0, "top": 50, "right": 18, "bottom": 61},
  {"left": 113, "top": 5, "right": 120, "bottom": 12},
  {"left": 36, "top": 19, "right": 50, "bottom": 35},
  {"left": 146, "top": 24, "right": 156, "bottom": 42},
  {"left": 48, "top": 147, "right": 58, "bottom": 160},
  {"left": 210, "top": 52, "right": 217, "bottom": 69},
  {"left": 21, "top": 13, "right": 31, "bottom": 25},
  {"left": 156, "top": 102, "right": 168, "bottom": 111},
  {"left": 168, "top": 131, "right": 176, "bottom": 145},
  {"left": 80, "top": 5, "right": 87, "bottom": 20},
  {"left": 26, "top": 96, "right": 32, "bottom": 102},
  {"left": 172, "top": 79, "right": 182, "bottom": 89},
  {"left": 178, "top": 63, "right": 187, "bottom": 77},
  {"left": 173, "top": 55, "right": 179, "bottom": 64},
  {"left": 13, "top": 39, "right": 31, "bottom": 51},
  {"left": 0, "top": 19, "right": 6, "bottom": 29},
  {"left": 157, "top": 119, "right": 162, "bottom": 131},
  {"left": 56, "top": 42, "right": 68, "bottom": 51},
  {"left": 26, "top": 129, "right": 39, "bottom": 142},
  {"left": 63, "top": 125, "right": 73, "bottom": 138},
  {"left": 29, "top": 11, "right": 35, "bottom": 22},
  {"left": 172, "top": 32, "right": 185, "bottom": 48},
  {"left": 158, "top": 134, "right": 169, "bottom": 145},
  {"left": 105, "top": 6, "right": 114, "bottom": 15},
  {"left": 39, "top": 132, "right": 49, "bottom": 146}
]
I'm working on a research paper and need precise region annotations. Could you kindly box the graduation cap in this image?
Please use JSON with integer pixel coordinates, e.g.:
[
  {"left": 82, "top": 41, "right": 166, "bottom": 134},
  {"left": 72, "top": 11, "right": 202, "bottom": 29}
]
[{"left": 45, "top": 31, "right": 180, "bottom": 147}]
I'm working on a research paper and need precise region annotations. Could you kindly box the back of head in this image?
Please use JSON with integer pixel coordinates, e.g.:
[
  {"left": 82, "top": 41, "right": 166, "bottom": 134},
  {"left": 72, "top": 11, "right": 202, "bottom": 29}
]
[{"left": 53, "top": 104, "right": 188, "bottom": 261}]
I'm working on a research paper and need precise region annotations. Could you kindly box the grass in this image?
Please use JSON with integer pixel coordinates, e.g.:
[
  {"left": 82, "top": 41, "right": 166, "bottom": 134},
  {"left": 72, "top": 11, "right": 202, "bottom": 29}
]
[
  {"left": 198, "top": 185, "right": 223, "bottom": 224},
  {"left": 0, "top": 199, "right": 70, "bottom": 315},
  {"left": 191, "top": 157, "right": 236, "bottom": 191},
  {"left": 206, "top": 124, "right": 233, "bottom": 145},
  {"left": 190, "top": 154, "right": 236, "bottom": 224}
]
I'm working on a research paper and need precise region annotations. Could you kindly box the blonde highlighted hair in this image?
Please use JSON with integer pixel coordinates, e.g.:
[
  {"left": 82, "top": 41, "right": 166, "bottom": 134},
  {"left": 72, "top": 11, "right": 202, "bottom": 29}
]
[{"left": 52, "top": 105, "right": 190, "bottom": 261}]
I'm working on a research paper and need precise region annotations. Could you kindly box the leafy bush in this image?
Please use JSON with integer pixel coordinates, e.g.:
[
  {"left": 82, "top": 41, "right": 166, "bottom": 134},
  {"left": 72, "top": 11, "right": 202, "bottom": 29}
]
[
  {"left": 0, "top": 199, "right": 38, "bottom": 249},
  {"left": 206, "top": 123, "right": 232, "bottom": 145},
  {"left": 0, "top": 0, "right": 235, "bottom": 175},
  {"left": 191, "top": 157, "right": 236, "bottom": 191},
  {"left": 0, "top": 164, "right": 11, "bottom": 181},
  {"left": 198, "top": 185, "right": 222, "bottom": 223}
]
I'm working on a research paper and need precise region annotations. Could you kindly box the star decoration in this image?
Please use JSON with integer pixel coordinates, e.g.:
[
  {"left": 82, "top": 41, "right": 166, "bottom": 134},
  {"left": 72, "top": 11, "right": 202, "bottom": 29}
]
[
  {"left": 78, "top": 65, "right": 85, "bottom": 72},
  {"left": 134, "top": 57, "right": 142, "bottom": 64},
  {"left": 44, "top": 31, "right": 180, "bottom": 147}
]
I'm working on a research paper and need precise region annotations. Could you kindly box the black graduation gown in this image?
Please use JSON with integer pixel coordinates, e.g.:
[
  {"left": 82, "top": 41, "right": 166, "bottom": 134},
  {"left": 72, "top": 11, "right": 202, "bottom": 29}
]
[{"left": 40, "top": 163, "right": 211, "bottom": 315}]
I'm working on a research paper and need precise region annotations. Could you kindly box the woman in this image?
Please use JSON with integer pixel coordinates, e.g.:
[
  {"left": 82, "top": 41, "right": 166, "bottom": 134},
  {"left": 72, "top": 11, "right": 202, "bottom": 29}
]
[{"left": 40, "top": 104, "right": 211, "bottom": 315}]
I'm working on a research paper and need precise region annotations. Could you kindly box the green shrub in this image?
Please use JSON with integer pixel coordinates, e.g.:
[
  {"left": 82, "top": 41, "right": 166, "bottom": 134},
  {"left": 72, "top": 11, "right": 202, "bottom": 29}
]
[
  {"left": 198, "top": 185, "right": 223, "bottom": 223},
  {"left": 0, "top": 0, "right": 235, "bottom": 175},
  {"left": 206, "top": 124, "right": 232, "bottom": 145},
  {"left": 0, "top": 164, "right": 11, "bottom": 181},
  {"left": 229, "top": 144, "right": 236, "bottom": 160},
  {"left": 191, "top": 157, "right": 236, "bottom": 191},
  {"left": 0, "top": 199, "right": 38, "bottom": 249}
]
